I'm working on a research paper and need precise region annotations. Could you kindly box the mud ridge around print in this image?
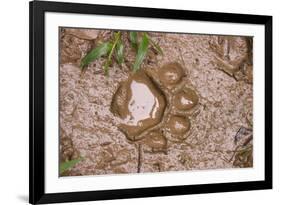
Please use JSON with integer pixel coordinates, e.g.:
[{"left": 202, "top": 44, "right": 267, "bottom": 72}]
[{"left": 59, "top": 28, "right": 253, "bottom": 176}]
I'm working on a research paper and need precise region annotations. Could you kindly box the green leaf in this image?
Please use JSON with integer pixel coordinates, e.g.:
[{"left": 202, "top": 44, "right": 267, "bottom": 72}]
[
  {"left": 59, "top": 158, "right": 82, "bottom": 174},
  {"left": 103, "top": 32, "right": 121, "bottom": 75},
  {"left": 129, "top": 31, "right": 138, "bottom": 50},
  {"left": 116, "top": 39, "right": 124, "bottom": 64},
  {"left": 80, "top": 42, "right": 112, "bottom": 69},
  {"left": 133, "top": 33, "right": 149, "bottom": 72},
  {"left": 149, "top": 39, "right": 163, "bottom": 55}
]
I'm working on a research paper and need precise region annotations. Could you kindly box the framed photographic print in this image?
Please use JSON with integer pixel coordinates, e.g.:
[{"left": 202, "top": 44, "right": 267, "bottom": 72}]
[{"left": 29, "top": 0, "right": 272, "bottom": 204}]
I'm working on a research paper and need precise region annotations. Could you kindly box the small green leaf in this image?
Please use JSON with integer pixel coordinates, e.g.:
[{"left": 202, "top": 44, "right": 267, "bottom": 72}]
[
  {"left": 129, "top": 31, "right": 138, "bottom": 50},
  {"left": 133, "top": 33, "right": 149, "bottom": 72},
  {"left": 59, "top": 158, "right": 82, "bottom": 174},
  {"left": 116, "top": 40, "right": 124, "bottom": 64},
  {"left": 80, "top": 42, "right": 112, "bottom": 69},
  {"left": 103, "top": 32, "right": 121, "bottom": 75},
  {"left": 149, "top": 39, "right": 163, "bottom": 55}
]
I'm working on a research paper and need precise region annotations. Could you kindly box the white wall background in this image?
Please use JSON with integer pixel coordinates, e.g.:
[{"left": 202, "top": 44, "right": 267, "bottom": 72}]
[{"left": 0, "top": 0, "right": 279, "bottom": 204}]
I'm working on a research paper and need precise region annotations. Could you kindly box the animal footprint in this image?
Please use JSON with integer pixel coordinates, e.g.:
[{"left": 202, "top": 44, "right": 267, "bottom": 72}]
[
  {"left": 111, "top": 62, "right": 199, "bottom": 152},
  {"left": 209, "top": 36, "right": 253, "bottom": 83}
]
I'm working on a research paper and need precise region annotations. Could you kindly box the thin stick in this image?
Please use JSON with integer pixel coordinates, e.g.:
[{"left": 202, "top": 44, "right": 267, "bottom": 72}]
[{"left": 137, "top": 144, "right": 142, "bottom": 173}]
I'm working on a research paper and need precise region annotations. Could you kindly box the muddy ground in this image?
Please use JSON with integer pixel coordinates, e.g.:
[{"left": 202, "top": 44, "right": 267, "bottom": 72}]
[{"left": 59, "top": 28, "right": 253, "bottom": 176}]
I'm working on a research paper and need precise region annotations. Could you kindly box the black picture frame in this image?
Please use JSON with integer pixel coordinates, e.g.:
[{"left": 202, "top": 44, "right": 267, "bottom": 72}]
[{"left": 29, "top": 0, "right": 272, "bottom": 204}]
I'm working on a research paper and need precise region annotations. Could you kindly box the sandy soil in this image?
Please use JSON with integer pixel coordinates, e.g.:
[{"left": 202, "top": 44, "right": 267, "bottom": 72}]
[{"left": 59, "top": 28, "right": 253, "bottom": 176}]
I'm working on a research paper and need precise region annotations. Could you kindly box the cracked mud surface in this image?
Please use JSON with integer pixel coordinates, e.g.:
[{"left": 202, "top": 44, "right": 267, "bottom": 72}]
[{"left": 59, "top": 28, "right": 253, "bottom": 176}]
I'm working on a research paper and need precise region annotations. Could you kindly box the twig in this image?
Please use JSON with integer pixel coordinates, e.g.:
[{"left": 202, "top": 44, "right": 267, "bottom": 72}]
[
  {"left": 234, "top": 126, "right": 252, "bottom": 145},
  {"left": 243, "top": 135, "right": 253, "bottom": 146},
  {"left": 137, "top": 144, "right": 142, "bottom": 173}
]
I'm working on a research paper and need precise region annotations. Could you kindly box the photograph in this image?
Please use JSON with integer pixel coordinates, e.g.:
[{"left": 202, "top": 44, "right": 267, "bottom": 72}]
[
  {"left": 0, "top": 0, "right": 277, "bottom": 203},
  {"left": 29, "top": 1, "right": 272, "bottom": 203},
  {"left": 59, "top": 28, "right": 253, "bottom": 177}
]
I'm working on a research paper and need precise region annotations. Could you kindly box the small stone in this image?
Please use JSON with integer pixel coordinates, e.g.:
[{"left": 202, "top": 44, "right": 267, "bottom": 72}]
[{"left": 65, "top": 29, "right": 99, "bottom": 40}]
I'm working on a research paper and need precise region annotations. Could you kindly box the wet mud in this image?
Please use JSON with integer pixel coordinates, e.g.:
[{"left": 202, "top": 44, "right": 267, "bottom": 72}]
[
  {"left": 111, "top": 70, "right": 166, "bottom": 140},
  {"left": 59, "top": 28, "right": 253, "bottom": 176}
]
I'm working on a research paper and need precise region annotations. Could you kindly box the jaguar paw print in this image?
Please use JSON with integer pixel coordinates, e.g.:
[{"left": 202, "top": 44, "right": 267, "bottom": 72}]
[{"left": 110, "top": 62, "right": 200, "bottom": 152}]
